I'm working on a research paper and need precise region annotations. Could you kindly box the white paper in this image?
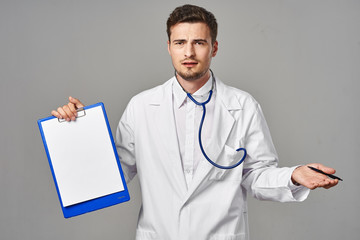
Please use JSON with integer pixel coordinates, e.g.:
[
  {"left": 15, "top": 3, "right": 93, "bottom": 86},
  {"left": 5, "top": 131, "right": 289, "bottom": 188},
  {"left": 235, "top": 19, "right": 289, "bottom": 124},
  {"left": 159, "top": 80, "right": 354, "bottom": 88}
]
[{"left": 41, "top": 105, "right": 124, "bottom": 207}]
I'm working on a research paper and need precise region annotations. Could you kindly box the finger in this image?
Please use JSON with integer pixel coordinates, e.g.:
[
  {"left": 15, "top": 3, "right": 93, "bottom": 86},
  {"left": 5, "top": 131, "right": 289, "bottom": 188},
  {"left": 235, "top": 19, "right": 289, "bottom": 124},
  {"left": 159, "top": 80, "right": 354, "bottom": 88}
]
[
  {"left": 309, "top": 163, "right": 336, "bottom": 175},
  {"left": 321, "top": 178, "right": 331, "bottom": 187},
  {"left": 316, "top": 177, "right": 338, "bottom": 189},
  {"left": 51, "top": 110, "right": 62, "bottom": 119},
  {"left": 69, "top": 96, "right": 85, "bottom": 109},
  {"left": 307, "top": 182, "right": 319, "bottom": 190},
  {"left": 67, "top": 102, "right": 78, "bottom": 117},
  {"left": 324, "top": 179, "right": 338, "bottom": 189},
  {"left": 62, "top": 105, "right": 76, "bottom": 121},
  {"left": 308, "top": 178, "right": 330, "bottom": 190},
  {"left": 57, "top": 107, "right": 70, "bottom": 121},
  {"left": 318, "top": 164, "right": 336, "bottom": 175}
]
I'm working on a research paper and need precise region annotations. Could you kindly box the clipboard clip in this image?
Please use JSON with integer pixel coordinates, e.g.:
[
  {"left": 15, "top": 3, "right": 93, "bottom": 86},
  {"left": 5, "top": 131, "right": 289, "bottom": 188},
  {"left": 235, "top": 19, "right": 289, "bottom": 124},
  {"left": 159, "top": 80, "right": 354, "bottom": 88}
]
[{"left": 58, "top": 108, "right": 86, "bottom": 123}]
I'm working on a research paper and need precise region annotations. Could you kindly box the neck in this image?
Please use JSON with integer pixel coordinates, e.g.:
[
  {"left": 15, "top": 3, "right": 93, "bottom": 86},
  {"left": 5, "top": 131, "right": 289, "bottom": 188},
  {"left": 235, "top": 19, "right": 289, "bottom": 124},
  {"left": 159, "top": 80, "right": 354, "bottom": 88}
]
[{"left": 176, "top": 70, "right": 211, "bottom": 94}]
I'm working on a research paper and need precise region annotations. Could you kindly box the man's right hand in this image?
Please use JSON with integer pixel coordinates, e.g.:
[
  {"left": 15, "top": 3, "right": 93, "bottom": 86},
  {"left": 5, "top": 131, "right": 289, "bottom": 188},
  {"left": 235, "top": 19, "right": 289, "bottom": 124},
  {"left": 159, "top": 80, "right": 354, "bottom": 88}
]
[{"left": 51, "top": 96, "right": 85, "bottom": 122}]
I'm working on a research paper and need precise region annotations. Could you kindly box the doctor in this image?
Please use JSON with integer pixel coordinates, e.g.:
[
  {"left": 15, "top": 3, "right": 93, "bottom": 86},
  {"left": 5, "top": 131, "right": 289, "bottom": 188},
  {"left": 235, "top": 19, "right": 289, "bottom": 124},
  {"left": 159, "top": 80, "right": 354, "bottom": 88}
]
[{"left": 52, "top": 4, "right": 338, "bottom": 240}]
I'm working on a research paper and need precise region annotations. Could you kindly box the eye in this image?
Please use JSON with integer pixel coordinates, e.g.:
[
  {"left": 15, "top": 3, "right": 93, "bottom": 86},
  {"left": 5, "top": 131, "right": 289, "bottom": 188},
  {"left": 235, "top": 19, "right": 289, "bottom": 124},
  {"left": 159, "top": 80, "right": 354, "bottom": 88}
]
[{"left": 194, "top": 40, "right": 207, "bottom": 46}]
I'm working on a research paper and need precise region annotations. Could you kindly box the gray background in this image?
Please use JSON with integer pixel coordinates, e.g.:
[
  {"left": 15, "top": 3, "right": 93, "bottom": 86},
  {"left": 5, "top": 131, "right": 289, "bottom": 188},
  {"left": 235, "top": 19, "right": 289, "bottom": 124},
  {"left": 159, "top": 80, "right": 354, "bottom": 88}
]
[{"left": 1, "top": 0, "right": 359, "bottom": 239}]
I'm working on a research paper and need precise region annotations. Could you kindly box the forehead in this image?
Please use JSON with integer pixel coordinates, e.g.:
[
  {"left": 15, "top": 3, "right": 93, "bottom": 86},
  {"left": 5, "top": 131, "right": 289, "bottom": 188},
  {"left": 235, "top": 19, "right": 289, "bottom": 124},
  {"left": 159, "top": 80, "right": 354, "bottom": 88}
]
[{"left": 169, "top": 22, "right": 211, "bottom": 40}]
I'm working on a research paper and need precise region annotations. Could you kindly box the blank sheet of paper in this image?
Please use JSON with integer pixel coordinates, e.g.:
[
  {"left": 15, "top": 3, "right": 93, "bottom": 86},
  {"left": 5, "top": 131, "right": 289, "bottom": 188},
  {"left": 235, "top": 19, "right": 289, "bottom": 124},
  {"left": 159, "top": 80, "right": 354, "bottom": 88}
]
[{"left": 41, "top": 106, "right": 124, "bottom": 207}]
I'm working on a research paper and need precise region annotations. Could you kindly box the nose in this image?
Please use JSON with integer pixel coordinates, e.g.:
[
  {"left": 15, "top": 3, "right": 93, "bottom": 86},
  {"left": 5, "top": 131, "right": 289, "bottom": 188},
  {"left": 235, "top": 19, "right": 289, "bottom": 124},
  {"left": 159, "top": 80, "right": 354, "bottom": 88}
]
[{"left": 184, "top": 43, "right": 195, "bottom": 58}]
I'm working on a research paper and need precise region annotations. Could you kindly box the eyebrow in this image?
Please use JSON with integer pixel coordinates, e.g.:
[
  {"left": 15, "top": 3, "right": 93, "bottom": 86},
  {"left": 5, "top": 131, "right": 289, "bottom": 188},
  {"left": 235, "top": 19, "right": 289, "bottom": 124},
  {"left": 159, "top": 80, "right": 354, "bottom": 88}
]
[
  {"left": 193, "top": 39, "right": 208, "bottom": 43},
  {"left": 172, "top": 39, "right": 208, "bottom": 43},
  {"left": 172, "top": 39, "right": 186, "bottom": 43}
]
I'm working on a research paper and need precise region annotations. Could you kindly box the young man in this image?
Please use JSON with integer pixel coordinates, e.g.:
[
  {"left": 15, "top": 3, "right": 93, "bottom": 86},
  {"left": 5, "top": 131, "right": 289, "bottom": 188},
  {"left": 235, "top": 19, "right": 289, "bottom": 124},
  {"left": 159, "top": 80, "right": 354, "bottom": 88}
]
[{"left": 52, "top": 4, "right": 338, "bottom": 240}]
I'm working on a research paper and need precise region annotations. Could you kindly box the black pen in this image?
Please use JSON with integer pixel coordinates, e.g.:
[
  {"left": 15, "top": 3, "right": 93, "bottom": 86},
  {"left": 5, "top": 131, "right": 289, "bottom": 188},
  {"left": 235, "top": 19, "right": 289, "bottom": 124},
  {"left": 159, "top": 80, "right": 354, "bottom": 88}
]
[{"left": 308, "top": 166, "right": 343, "bottom": 181}]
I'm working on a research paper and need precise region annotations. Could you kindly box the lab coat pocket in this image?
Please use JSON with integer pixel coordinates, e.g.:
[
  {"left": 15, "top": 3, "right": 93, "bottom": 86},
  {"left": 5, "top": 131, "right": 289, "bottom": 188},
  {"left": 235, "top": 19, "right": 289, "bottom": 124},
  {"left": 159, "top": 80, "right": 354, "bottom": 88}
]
[{"left": 208, "top": 145, "right": 244, "bottom": 181}]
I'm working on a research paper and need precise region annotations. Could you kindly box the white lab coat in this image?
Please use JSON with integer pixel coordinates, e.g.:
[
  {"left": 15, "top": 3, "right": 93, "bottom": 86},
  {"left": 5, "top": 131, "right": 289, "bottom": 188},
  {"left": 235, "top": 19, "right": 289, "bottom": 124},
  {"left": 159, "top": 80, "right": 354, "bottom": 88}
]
[{"left": 116, "top": 77, "right": 309, "bottom": 240}]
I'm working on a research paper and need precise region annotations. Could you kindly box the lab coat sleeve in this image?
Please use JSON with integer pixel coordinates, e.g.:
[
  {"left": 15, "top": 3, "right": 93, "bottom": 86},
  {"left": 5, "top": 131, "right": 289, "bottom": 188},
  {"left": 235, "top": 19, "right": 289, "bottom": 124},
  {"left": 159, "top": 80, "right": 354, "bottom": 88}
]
[
  {"left": 115, "top": 98, "right": 137, "bottom": 184},
  {"left": 241, "top": 103, "right": 310, "bottom": 202}
]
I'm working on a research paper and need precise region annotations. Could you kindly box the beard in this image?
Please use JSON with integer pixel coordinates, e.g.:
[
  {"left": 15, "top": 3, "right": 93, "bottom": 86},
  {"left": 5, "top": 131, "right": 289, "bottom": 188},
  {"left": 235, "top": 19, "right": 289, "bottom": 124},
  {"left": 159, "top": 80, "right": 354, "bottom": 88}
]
[{"left": 176, "top": 67, "right": 208, "bottom": 81}]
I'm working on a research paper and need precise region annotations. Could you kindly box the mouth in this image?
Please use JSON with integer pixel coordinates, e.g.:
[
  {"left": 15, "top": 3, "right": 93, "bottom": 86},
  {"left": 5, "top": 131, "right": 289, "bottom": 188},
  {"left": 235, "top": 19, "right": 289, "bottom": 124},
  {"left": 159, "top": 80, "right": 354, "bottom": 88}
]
[{"left": 182, "top": 61, "right": 198, "bottom": 68}]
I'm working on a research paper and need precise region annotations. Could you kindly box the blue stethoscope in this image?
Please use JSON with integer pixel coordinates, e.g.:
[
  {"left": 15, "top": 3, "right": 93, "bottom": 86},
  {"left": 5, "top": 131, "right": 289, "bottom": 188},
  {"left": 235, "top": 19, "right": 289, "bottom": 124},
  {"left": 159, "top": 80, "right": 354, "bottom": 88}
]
[{"left": 175, "top": 70, "right": 247, "bottom": 169}]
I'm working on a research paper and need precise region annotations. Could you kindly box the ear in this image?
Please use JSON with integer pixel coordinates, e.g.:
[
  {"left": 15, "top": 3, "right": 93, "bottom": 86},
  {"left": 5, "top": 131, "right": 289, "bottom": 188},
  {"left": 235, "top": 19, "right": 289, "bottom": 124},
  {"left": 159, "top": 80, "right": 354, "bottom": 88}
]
[
  {"left": 211, "top": 41, "right": 218, "bottom": 57},
  {"left": 167, "top": 40, "right": 171, "bottom": 55}
]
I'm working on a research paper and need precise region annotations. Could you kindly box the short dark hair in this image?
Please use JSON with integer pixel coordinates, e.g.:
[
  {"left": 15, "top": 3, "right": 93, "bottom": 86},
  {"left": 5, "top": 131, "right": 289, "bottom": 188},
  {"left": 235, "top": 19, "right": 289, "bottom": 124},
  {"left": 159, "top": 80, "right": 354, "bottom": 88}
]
[{"left": 166, "top": 4, "right": 218, "bottom": 44}]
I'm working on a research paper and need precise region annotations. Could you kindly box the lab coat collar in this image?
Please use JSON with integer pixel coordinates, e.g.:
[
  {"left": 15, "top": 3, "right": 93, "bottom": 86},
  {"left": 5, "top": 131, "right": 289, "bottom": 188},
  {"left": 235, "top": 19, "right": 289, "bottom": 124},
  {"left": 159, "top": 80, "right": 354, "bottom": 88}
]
[
  {"left": 172, "top": 74, "right": 213, "bottom": 109},
  {"left": 150, "top": 76, "right": 242, "bottom": 111},
  {"left": 172, "top": 78, "right": 187, "bottom": 109},
  {"left": 216, "top": 77, "right": 243, "bottom": 110}
]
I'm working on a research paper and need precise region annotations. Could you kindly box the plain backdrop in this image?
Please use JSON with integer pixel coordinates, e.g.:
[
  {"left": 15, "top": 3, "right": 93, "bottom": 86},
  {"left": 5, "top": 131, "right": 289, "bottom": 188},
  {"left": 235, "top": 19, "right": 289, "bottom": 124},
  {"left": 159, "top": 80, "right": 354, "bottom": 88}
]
[{"left": 1, "top": 0, "right": 359, "bottom": 239}]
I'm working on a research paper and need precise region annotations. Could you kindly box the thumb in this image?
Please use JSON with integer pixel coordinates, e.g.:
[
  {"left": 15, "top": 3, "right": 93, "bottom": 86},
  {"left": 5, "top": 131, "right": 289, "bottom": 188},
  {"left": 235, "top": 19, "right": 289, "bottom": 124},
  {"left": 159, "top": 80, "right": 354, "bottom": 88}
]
[
  {"left": 68, "top": 96, "right": 85, "bottom": 109},
  {"left": 310, "top": 163, "right": 336, "bottom": 175}
]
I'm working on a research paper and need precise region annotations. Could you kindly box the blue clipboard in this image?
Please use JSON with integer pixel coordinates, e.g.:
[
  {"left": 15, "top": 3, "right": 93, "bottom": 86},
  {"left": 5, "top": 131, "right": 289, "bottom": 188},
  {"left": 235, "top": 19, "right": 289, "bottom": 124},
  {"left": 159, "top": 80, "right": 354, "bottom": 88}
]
[{"left": 38, "top": 102, "right": 130, "bottom": 218}]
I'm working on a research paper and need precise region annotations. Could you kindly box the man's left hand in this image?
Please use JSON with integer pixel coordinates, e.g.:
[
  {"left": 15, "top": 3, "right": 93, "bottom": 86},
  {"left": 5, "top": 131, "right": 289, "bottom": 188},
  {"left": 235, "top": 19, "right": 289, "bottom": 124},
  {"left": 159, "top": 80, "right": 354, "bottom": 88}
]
[{"left": 291, "top": 163, "right": 339, "bottom": 190}]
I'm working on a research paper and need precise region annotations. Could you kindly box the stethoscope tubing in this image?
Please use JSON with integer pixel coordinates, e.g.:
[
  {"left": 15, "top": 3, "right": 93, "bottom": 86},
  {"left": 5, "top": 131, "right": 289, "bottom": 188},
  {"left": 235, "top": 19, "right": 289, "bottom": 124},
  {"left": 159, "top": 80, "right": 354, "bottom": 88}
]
[{"left": 184, "top": 74, "right": 247, "bottom": 170}]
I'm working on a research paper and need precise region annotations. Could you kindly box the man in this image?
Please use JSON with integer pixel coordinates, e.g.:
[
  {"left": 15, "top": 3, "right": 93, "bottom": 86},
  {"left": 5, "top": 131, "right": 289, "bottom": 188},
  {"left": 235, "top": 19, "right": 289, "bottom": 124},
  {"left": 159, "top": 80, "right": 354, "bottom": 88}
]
[{"left": 52, "top": 4, "right": 338, "bottom": 240}]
